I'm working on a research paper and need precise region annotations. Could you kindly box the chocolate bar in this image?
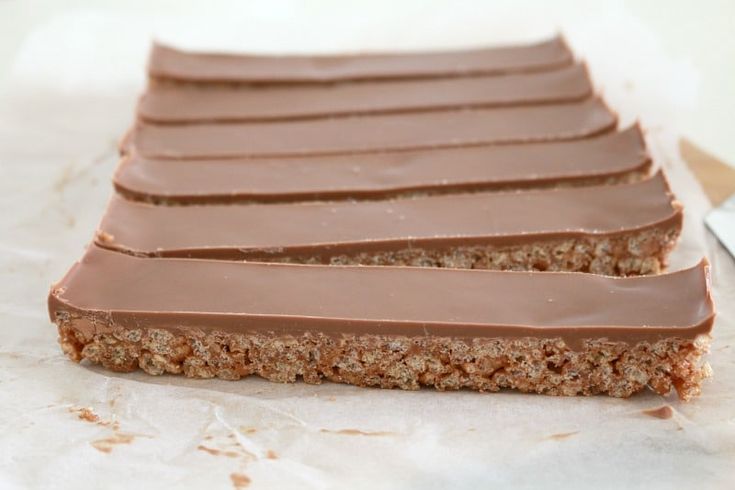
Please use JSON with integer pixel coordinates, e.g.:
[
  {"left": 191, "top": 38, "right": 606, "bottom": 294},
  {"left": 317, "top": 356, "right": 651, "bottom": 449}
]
[
  {"left": 122, "top": 98, "right": 616, "bottom": 158},
  {"left": 140, "top": 63, "right": 591, "bottom": 123},
  {"left": 49, "top": 246, "right": 714, "bottom": 400},
  {"left": 115, "top": 126, "right": 649, "bottom": 204},
  {"left": 99, "top": 172, "right": 681, "bottom": 276},
  {"left": 148, "top": 36, "right": 573, "bottom": 84}
]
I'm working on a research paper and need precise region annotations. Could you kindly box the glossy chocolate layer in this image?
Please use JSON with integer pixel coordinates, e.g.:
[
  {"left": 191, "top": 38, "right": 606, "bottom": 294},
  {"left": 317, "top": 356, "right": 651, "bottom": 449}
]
[
  {"left": 48, "top": 246, "right": 714, "bottom": 344},
  {"left": 98, "top": 173, "right": 680, "bottom": 260},
  {"left": 140, "top": 64, "right": 591, "bottom": 123},
  {"left": 115, "top": 126, "right": 649, "bottom": 204},
  {"left": 148, "top": 36, "right": 573, "bottom": 84},
  {"left": 123, "top": 98, "right": 616, "bottom": 159}
]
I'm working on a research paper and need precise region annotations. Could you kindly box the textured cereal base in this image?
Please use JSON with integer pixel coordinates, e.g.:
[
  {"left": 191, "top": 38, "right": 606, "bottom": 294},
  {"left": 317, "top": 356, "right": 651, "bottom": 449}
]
[
  {"left": 268, "top": 225, "right": 681, "bottom": 276},
  {"left": 56, "top": 319, "right": 711, "bottom": 401}
]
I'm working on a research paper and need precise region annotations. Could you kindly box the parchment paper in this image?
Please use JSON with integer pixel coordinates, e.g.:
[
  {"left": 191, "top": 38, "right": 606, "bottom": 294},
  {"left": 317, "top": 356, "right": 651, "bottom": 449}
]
[{"left": 1, "top": 3, "right": 733, "bottom": 489}]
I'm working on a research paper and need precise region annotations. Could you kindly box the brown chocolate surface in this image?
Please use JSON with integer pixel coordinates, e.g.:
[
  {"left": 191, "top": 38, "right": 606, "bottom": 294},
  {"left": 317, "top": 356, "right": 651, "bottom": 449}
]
[
  {"left": 139, "top": 64, "right": 591, "bottom": 123},
  {"left": 48, "top": 245, "right": 714, "bottom": 343},
  {"left": 123, "top": 98, "right": 616, "bottom": 159},
  {"left": 98, "top": 173, "right": 679, "bottom": 260},
  {"left": 115, "top": 126, "right": 649, "bottom": 204},
  {"left": 148, "top": 36, "right": 573, "bottom": 84}
]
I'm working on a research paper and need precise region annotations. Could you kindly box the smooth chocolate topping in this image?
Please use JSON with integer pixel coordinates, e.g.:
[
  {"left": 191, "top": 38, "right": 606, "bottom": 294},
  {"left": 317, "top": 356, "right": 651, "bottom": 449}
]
[
  {"left": 148, "top": 36, "right": 573, "bottom": 84},
  {"left": 123, "top": 98, "right": 616, "bottom": 159},
  {"left": 139, "top": 64, "right": 592, "bottom": 123},
  {"left": 48, "top": 246, "right": 715, "bottom": 344},
  {"left": 98, "top": 173, "right": 680, "bottom": 260},
  {"left": 114, "top": 126, "right": 649, "bottom": 204}
]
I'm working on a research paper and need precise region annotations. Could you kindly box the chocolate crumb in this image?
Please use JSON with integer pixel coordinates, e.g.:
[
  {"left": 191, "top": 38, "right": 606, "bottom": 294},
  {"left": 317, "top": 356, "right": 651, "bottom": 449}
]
[
  {"left": 548, "top": 431, "right": 579, "bottom": 440},
  {"left": 642, "top": 405, "right": 674, "bottom": 419},
  {"left": 230, "top": 473, "right": 250, "bottom": 489},
  {"left": 198, "top": 445, "right": 222, "bottom": 456},
  {"left": 91, "top": 433, "right": 134, "bottom": 453},
  {"left": 71, "top": 406, "right": 143, "bottom": 452},
  {"left": 198, "top": 445, "right": 240, "bottom": 458},
  {"left": 70, "top": 406, "right": 120, "bottom": 429},
  {"left": 96, "top": 231, "right": 115, "bottom": 243},
  {"left": 72, "top": 407, "right": 100, "bottom": 423}
]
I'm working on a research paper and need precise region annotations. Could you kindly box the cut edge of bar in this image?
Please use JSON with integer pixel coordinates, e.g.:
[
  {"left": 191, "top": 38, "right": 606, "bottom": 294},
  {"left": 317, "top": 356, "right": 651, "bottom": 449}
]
[
  {"left": 54, "top": 321, "right": 713, "bottom": 400},
  {"left": 111, "top": 159, "right": 652, "bottom": 206}
]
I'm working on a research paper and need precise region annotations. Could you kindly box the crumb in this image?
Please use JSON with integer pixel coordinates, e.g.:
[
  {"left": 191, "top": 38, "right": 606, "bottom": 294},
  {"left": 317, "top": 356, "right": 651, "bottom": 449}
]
[
  {"left": 642, "top": 405, "right": 674, "bottom": 420},
  {"left": 71, "top": 407, "right": 99, "bottom": 423},
  {"left": 197, "top": 445, "right": 241, "bottom": 459},
  {"left": 91, "top": 433, "right": 134, "bottom": 453},
  {"left": 548, "top": 431, "right": 579, "bottom": 440},
  {"left": 96, "top": 231, "right": 115, "bottom": 243},
  {"left": 197, "top": 445, "right": 220, "bottom": 456},
  {"left": 266, "top": 450, "right": 278, "bottom": 459},
  {"left": 230, "top": 473, "right": 250, "bottom": 489},
  {"left": 70, "top": 406, "right": 145, "bottom": 452},
  {"left": 70, "top": 406, "right": 121, "bottom": 429}
]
